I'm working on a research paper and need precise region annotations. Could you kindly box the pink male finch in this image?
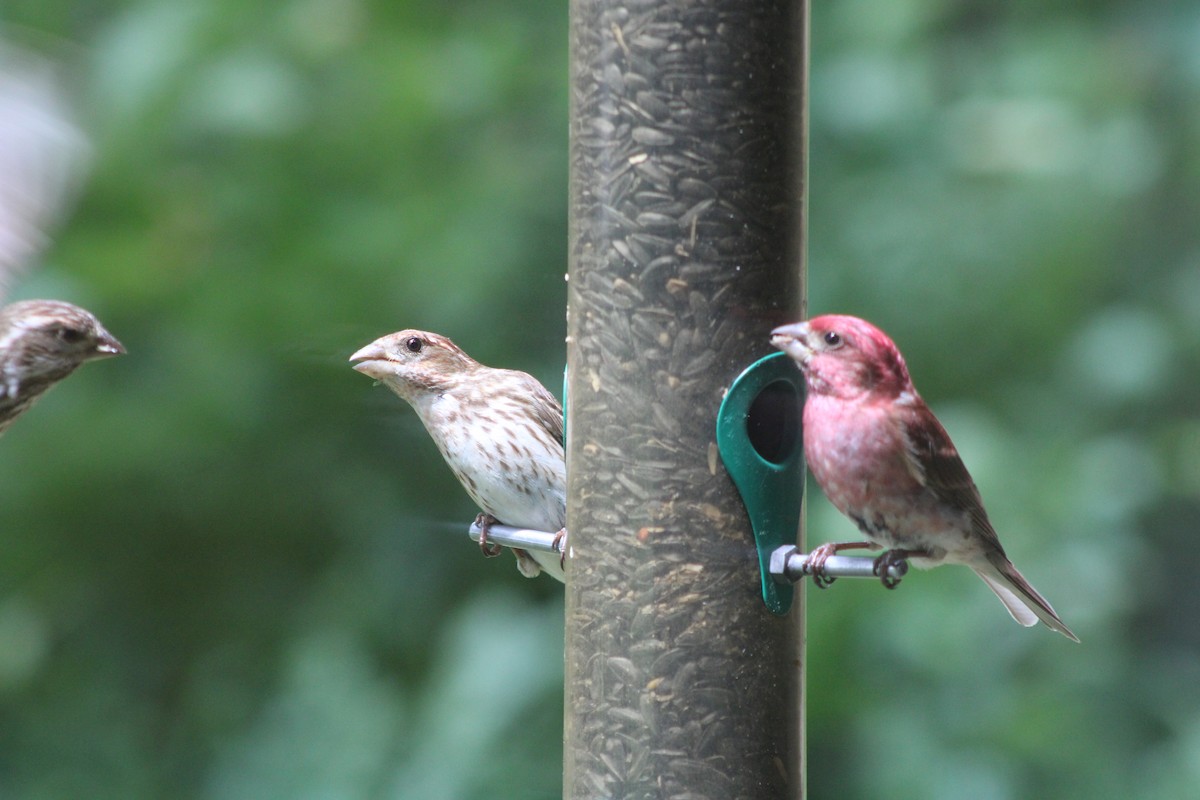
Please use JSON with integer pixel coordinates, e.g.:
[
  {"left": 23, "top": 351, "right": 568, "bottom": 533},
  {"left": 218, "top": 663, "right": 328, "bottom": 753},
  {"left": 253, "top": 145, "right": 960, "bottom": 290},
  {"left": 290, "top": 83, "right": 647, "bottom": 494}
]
[
  {"left": 0, "top": 44, "right": 124, "bottom": 435},
  {"left": 350, "top": 330, "right": 566, "bottom": 581},
  {"left": 771, "top": 315, "right": 1077, "bottom": 641}
]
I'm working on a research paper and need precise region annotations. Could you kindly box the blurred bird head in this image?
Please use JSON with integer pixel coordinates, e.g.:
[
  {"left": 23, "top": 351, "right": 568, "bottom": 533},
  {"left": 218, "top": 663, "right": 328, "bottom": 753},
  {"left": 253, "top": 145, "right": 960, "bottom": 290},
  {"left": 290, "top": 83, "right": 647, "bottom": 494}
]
[{"left": 0, "top": 299, "right": 124, "bottom": 396}]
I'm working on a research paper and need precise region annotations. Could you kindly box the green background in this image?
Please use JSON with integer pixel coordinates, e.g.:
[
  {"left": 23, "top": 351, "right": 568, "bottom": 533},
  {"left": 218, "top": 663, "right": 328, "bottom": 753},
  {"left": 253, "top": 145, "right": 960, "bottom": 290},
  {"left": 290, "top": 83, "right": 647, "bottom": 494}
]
[{"left": 1, "top": 0, "right": 1196, "bottom": 797}]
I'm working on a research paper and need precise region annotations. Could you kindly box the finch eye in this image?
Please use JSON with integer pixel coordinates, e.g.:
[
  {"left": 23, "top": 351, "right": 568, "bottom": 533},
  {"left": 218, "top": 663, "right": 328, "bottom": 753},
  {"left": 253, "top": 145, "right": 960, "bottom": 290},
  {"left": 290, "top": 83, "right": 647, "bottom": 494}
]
[
  {"left": 404, "top": 336, "right": 423, "bottom": 353},
  {"left": 823, "top": 331, "right": 842, "bottom": 347},
  {"left": 57, "top": 327, "right": 86, "bottom": 344}
]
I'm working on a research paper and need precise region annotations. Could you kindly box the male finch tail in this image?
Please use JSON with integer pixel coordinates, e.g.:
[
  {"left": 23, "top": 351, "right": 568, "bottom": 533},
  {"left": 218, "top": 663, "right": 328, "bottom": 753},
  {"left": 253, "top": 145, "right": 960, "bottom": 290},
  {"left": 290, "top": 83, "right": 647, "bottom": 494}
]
[{"left": 973, "top": 555, "right": 1078, "bottom": 641}]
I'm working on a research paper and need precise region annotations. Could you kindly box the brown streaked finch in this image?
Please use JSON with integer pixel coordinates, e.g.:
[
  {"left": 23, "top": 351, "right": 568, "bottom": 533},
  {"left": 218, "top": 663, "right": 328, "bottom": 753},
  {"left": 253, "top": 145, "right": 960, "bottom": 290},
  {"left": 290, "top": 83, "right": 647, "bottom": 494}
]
[
  {"left": 771, "top": 314, "right": 1077, "bottom": 641},
  {"left": 0, "top": 299, "right": 124, "bottom": 433},
  {"left": 350, "top": 330, "right": 566, "bottom": 581},
  {"left": 0, "top": 46, "right": 124, "bottom": 436}
]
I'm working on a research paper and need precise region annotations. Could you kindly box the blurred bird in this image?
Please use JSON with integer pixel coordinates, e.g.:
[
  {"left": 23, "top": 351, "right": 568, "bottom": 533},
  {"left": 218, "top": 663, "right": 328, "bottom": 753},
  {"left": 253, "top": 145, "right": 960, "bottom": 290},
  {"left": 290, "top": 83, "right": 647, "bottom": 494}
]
[
  {"left": 350, "top": 330, "right": 566, "bottom": 581},
  {"left": 771, "top": 314, "right": 1077, "bottom": 641},
  {"left": 0, "top": 40, "right": 123, "bottom": 435},
  {"left": 0, "top": 299, "right": 123, "bottom": 433}
]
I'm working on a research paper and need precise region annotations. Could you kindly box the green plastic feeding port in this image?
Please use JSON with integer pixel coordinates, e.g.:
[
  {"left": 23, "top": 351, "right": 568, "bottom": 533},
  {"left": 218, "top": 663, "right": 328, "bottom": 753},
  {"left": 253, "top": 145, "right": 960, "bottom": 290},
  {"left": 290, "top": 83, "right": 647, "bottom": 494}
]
[{"left": 716, "top": 351, "right": 805, "bottom": 615}]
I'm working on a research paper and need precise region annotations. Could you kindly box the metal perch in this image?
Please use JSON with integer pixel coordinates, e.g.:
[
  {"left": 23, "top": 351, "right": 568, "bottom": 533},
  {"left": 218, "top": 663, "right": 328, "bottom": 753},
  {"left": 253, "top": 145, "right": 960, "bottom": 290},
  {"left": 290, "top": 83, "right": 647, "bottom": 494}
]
[
  {"left": 769, "top": 544, "right": 908, "bottom": 584},
  {"left": 466, "top": 522, "right": 906, "bottom": 584},
  {"left": 468, "top": 521, "right": 564, "bottom": 554}
]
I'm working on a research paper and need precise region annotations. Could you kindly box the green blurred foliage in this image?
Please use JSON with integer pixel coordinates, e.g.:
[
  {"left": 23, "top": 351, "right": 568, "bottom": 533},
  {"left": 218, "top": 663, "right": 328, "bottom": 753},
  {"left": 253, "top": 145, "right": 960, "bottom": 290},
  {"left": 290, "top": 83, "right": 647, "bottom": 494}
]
[{"left": 0, "top": 0, "right": 1195, "bottom": 797}]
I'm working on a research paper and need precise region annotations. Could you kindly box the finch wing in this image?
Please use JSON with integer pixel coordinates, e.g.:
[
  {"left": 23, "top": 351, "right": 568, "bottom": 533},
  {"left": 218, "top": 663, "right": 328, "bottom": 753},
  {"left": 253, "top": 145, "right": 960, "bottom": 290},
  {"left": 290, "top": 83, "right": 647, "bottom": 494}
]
[
  {"left": 0, "top": 42, "right": 90, "bottom": 300},
  {"left": 529, "top": 378, "right": 564, "bottom": 447},
  {"left": 899, "top": 401, "right": 1005, "bottom": 553}
]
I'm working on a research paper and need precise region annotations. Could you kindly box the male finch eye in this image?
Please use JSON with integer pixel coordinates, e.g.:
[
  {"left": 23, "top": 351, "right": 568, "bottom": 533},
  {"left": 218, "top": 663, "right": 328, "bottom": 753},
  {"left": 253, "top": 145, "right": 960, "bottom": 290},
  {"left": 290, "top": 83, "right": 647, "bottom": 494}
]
[{"left": 823, "top": 331, "right": 841, "bottom": 346}]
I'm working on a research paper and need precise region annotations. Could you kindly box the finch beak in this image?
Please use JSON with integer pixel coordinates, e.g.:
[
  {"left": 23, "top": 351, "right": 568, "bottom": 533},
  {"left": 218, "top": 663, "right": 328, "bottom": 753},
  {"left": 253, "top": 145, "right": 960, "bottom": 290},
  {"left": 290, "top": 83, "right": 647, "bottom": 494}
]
[
  {"left": 95, "top": 329, "right": 125, "bottom": 358},
  {"left": 349, "top": 341, "right": 391, "bottom": 379},
  {"left": 770, "top": 322, "right": 812, "bottom": 362}
]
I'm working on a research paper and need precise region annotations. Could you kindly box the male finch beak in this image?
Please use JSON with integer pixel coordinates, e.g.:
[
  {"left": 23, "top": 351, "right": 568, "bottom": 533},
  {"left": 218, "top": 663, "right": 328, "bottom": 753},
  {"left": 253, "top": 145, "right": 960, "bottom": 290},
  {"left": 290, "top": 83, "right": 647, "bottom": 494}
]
[{"left": 770, "top": 322, "right": 812, "bottom": 361}]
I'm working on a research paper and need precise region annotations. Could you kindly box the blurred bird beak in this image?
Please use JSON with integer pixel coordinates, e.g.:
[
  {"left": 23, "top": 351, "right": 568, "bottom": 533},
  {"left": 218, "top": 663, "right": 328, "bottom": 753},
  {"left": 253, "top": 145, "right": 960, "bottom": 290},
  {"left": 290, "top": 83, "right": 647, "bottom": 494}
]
[
  {"left": 770, "top": 322, "right": 812, "bottom": 360},
  {"left": 95, "top": 331, "right": 125, "bottom": 358}
]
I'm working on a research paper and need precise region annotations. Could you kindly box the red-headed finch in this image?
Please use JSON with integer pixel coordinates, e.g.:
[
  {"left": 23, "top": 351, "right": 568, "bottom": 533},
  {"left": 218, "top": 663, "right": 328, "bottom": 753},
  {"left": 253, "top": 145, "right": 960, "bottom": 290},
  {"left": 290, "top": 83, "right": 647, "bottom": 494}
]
[
  {"left": 771, "top": 315, "right": 1077, "bottom": 641},
  {"left": 351, "top": 330, "right": 566, "bottom": 581}
]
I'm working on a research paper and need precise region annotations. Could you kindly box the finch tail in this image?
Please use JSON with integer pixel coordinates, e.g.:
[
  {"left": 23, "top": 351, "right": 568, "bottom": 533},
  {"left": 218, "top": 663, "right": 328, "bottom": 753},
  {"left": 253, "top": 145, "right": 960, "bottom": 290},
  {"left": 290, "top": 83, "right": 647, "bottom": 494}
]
[
  {"left": 971, "top": 555, "right": 1079, "bottom": 642},
  {"left": 519, "top": 548, "right": 565, "bottom": 583}
]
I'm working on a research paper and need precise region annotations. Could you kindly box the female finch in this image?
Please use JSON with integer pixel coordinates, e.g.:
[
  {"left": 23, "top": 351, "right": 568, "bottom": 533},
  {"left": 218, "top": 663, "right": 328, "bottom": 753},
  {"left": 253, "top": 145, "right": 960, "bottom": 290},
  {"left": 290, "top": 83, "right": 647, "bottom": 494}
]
[
  {"left": 0, "top": 44, "right": 124, "bottom": 435},
  {"left": 771, "top": 315, "right": 1077, "bottom": 641},
  {"left": 350, "top": 330, "right": 565, "bottom": 581},
  {"left": 0, "top": 300, "right": 124, "bottom": 434}
]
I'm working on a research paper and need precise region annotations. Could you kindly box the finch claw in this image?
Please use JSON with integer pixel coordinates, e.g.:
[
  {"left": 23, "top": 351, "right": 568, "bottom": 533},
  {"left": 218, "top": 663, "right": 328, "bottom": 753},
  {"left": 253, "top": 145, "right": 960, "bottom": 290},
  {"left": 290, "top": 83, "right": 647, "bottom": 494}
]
[
  {"left": 872, "top": 550, "right": 911, "bottom": 589},
  {"left": 807, "top": 543, "right": 838, "bottom": 589},
  {"left": 551, "top": 528, "right": 568, "bottom": 569},
  {"left": 474, "top": 513, "right": 503, "bottom": 558},
  {"left": 806, "top": 540, "right": 883, "bottom": 587}
]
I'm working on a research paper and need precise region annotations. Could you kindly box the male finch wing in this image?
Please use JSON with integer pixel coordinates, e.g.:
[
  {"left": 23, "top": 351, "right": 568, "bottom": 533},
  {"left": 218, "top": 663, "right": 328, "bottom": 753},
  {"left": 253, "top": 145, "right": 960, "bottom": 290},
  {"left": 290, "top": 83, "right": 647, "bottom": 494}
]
[{"left": 898, "top": 402, "right": 1003, "bottom": 554}]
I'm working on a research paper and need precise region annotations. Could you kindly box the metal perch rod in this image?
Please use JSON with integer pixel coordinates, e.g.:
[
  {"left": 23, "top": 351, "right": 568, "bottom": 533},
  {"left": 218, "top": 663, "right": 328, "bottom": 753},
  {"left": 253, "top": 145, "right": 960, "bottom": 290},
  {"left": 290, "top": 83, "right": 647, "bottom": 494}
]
[
  {"left": 468, "top": 521, "right": 563, "bottom": 553},
  {"left": 769, "top": 544, "right": 908, "bottom": 584},
  {"left": 466, "top": 523, "right": 906, "bottom": 584}
]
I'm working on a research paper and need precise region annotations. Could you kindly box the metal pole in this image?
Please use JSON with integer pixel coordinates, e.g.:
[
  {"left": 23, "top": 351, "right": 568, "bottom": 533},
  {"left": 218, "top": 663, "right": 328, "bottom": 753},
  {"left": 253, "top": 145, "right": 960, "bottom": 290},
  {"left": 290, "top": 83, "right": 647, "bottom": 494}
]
[{"left": 565, "top": 0, "right": 808, "bottom": 797}]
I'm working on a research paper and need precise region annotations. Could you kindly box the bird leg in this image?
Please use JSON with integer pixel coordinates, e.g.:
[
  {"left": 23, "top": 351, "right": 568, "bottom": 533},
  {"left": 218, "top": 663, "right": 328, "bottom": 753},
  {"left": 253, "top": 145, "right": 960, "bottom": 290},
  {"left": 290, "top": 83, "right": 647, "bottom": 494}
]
[
  {"left": 872, "top": 548, "right": 926, "bottom": 589},
  {"left": 474, "top": 512, "right": 503, "bottom": 557},
  {"left": 808, "top": 540, "right": 882, "bottom": 588},
  {"left": 551, "top": 528, "right": 568, "bottom": 569}
]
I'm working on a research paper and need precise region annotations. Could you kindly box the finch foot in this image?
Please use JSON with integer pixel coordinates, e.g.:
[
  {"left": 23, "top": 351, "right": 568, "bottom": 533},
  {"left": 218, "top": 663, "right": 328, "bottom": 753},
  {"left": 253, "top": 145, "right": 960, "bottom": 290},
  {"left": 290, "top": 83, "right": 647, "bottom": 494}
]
[
  {"left": 474, "top": 513, "right": 503, "bottom": 557},
  {"left": 551, "top": 528, "right": 568, "bottom": 569},
  {"left": 807, "top": 543, "right": 840, "bottom": 589},
  {"left": 872, "top": 549, "right": 922, "bottom": 589},
  {"left": 808, "top": 541, "right": 881, "bottom": 588}
]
